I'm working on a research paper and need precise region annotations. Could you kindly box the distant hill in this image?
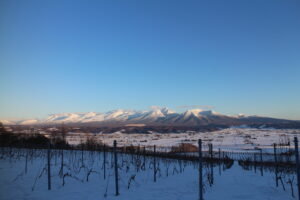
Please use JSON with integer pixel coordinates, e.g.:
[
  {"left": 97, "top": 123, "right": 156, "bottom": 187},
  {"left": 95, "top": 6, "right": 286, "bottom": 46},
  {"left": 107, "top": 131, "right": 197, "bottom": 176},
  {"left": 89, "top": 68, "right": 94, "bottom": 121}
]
[{"left": 1, "top": 108, "right": 300, "bottom": 129}]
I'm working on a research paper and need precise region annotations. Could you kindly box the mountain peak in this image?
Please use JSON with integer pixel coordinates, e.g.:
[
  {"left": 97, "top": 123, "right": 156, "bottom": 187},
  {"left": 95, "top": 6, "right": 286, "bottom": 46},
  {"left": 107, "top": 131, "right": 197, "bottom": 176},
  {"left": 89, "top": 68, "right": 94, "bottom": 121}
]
[
  {"left": 183, "top": 109, "right": 204, "bottom": 117},
  {"left": 1, "top": 108, "right": 297, "bottom": 127},
  {"left": 160, "top": 107, "right": 175, "bottom": 115}
]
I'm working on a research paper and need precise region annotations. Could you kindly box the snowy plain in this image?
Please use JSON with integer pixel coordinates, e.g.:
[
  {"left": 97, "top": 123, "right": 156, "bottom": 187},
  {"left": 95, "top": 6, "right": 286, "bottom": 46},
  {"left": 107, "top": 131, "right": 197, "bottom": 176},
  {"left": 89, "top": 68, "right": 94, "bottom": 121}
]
[
  {"left": 1, "top": 127, "right": 299, "bottom": 200},
  {"left": 66, "top": 127, "right": 300, "bottom": 153},
  {"left": 0, "top": 149, "right": 296, "bottom": 200}
]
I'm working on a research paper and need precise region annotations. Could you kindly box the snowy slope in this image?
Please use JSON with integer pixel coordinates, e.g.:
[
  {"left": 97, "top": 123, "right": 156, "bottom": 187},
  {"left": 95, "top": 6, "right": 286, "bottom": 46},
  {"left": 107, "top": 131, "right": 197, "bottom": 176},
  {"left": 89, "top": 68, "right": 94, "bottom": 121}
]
[
  {"left": 0, "top": 148, "right": 295, "bottom": 200},
  {"left": 0, "top": 120, "right": 15, "bottom": 125},
  {"left": 1, "top": 107, "right": 298, "bottom": 126}
]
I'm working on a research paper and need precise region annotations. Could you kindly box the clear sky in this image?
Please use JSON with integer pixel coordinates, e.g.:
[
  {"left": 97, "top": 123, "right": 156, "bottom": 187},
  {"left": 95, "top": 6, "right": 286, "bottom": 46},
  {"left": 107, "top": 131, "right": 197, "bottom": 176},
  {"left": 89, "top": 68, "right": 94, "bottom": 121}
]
[{"left": 0, "top": 0, "right": 300, "bottom": 120}]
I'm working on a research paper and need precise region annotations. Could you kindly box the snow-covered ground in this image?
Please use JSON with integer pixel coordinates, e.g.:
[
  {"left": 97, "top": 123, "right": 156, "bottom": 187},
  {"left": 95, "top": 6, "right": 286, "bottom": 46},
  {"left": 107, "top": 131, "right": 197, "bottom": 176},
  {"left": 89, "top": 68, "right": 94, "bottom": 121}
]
[
  {"left": 66, "top": 128, "right": 300, "bottom": 153},
  {"left": 2, "top": 128, "right": 297, "bottom": 199},
  {"left": 0, "top": 148, "right": 296, "bottom": 200}
]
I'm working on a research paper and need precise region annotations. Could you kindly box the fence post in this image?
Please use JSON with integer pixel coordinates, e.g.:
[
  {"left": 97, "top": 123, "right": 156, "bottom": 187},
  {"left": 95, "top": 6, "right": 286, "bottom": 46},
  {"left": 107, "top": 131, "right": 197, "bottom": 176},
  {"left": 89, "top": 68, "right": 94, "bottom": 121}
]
[
  {"left": 81, "top": 145, "right": 84, "bottom": 167},
  {"left": 198, "top": 139, "right": 203, "bottom": 200},
  {"left": 254, "top": 153, "right": 257, "bottom": 173},
  {"left": 143, "top": 146, "right": 146, "bottom": 170},
  {"left": 61, "top": 148, "right": 64, "bottom": 177},
  {"left": 274, "top": 143, "right": 278, "bottom": 187},
  {"left": 294, "top": 137, "right": 300, "bottom": 200},
  {"left": 47, "top": 142, "right": 51, "bottom": 190},
  {"left": 136, "top": 145, "right": 140, "bottom": 172},
  {"left": 25, "top": 148, "right": 28, "bottom": 174},
  {"left": 259, "top": 149, "right": 263, "bottom": 176},
  {"left": 103, "top": 144, "right": 106, "bottom": 179},
  {"left": 154, "top": 145, "right": 156, "bottom": 182},
  {"left": 113, "top": 140, "right": 119, "bottom": 196},
  {"left": 209, "top": 143, "right": 213, "bottom": 159},
  {"left": 179, "top": 159, "right": 182, "bottom": 173},
  {"left": 218, "top": 148, "right": 221, "bottom": 175},
  {"left": 273, "top": 143, "right": 277, "bottom": 163}
]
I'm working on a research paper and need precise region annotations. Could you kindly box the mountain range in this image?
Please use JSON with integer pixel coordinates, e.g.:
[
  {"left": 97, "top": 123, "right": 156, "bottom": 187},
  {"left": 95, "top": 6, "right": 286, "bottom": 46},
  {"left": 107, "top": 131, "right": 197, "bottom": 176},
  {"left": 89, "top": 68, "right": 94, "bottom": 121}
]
[{"left": 1, "top": 108, "right": 299, "bottom": 128}]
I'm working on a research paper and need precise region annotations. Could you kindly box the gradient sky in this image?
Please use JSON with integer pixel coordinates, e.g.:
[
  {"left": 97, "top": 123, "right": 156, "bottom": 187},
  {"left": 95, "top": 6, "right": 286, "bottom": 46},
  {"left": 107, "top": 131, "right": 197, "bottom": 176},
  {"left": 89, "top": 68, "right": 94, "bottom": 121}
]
[{"left": 0, "top": 0, "right": 300, "bottom": 120}]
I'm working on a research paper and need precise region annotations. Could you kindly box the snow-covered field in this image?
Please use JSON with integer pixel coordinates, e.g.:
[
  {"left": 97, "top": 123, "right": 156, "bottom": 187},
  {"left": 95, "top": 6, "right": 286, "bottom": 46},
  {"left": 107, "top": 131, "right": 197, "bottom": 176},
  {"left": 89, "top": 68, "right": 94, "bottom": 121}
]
[
  {"left": 1, "top": 128, "right": 299, "bottom": 200},
  {"left": 0, "top": 148, "right": 296, "bottom": 200},
  {"left": 66, "top": 128, "right": 300, "bottom": 153}
]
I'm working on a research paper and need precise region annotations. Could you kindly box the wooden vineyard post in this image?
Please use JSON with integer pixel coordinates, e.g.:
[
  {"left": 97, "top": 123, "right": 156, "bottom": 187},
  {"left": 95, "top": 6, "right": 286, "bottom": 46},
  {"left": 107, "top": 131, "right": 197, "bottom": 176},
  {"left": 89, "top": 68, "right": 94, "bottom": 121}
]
[
  {"left": 153, "top": 145, "right": 157, "bottom": 182},
  {"left": 61, "top": 148, "right": 64, "bottom": 178},
  {"left": 222, "top": 151, "right": 225, "bottom": 170},
  {"left": 259, "top": 149, "right": 263, "bottom": 176},
  {"left": 137, "top": 145, "right": 140, "bottom": 172},
  {"left": 254, "top": 153, "right": 257, "bottom": 173},
  {"left": 179, "top": 159, "right": 182, "bottom": 173},
  {"left": 209, "top": 143, "right": 213, "bottom": 159},
  {"left": 25, "top": 147, "right": 28, "bottom": 174},
  {"left": 143, "top": 146, "right": 146, "bottom": 169},
  {"left": 273, "top": 143, "right": 277, "bottom": 163},
  {"left": 81, "top": 145, "right": 84, "bottom": 167},
  {"left": 218, "top": 148, "right": 221, "bottom": 175},
  {"left": 274, "top": 143, "right": 278, "bottom": 187},
  {"left": 103, "top": 144, "right": 106, "bottom": 179},
  {"left": 113, "top": 140, "right": 119, "bottom": 196},
  {"left": 294, "top": 137, "right": 300, "bottom": 200},
  {"left": 47, "top": 142, "right": 51, "bottom": 190},
  {"left": 209, "top": 143, "right": 214, "bottom": 185},
  {"left": 198, "top": 139, "right": 203, "bottom": 200}
]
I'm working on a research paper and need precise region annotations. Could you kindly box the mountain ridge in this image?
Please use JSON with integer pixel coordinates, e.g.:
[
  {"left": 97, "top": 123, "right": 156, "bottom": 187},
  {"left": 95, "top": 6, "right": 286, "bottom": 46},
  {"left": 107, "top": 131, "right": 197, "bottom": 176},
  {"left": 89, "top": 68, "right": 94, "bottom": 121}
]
[{"left": 1, "top": 108, "right": 299, "bottom": 127}]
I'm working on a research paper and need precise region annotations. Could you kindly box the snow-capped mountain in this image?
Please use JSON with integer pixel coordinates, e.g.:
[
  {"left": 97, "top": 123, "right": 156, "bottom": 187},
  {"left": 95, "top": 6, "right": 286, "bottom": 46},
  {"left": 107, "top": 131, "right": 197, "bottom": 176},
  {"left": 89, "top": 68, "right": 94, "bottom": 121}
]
[
  {"left": 0, "top": 107, "right": 298, "bottom": 127},
  {"left": 0, "top": 120, "right": 16, "bottom": 125}
]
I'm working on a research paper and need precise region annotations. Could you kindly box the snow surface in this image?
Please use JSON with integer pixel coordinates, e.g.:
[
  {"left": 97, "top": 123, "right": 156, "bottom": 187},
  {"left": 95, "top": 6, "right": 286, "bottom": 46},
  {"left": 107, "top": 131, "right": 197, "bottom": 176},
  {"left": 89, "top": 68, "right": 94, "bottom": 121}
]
[
  {"left": 65, "top": 128, "right": 300, "bottom": 153},
  {"left": 0, "top": 149, "right": 295, "bottom": 200},
  {"left": 19, "top": 119, "right": 39, "bottom": 125}
]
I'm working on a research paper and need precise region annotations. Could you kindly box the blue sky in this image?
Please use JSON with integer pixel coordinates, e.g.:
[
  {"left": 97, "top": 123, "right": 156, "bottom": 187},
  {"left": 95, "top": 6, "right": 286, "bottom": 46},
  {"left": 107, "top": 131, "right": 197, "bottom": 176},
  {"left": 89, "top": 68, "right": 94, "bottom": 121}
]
[{"left": 0, "top": 0, "right": 300, "bottom": 120}]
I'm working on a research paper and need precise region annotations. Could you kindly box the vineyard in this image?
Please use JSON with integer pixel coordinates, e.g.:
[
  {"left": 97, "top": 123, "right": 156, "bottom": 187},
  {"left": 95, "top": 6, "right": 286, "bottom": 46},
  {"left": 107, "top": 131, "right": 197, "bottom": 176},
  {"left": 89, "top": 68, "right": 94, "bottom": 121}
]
[{"left": 0, "top": 139, "right": 298, "bottom": 200}]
